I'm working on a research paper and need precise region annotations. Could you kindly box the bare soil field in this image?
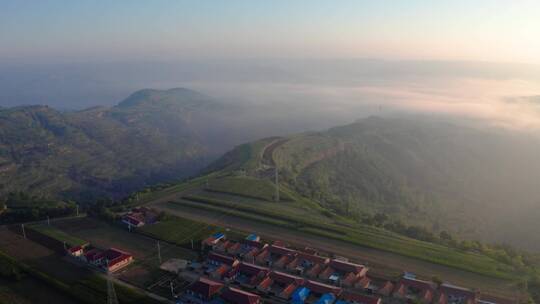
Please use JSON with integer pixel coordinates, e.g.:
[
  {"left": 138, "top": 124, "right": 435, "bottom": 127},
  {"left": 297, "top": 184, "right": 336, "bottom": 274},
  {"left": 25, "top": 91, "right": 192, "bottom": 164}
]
[
  {"left": 0, "top": 276, "right": 78, "bottom": 304},
  {"left": 0, "top": 227, "right": 92, "bottom": 283}
]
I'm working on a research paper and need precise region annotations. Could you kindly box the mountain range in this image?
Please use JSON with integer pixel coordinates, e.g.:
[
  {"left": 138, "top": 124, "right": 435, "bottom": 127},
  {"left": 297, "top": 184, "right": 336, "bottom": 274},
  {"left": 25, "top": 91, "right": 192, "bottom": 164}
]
[{"left": 3, "top": 87, "right": 540, "bottom": 249}]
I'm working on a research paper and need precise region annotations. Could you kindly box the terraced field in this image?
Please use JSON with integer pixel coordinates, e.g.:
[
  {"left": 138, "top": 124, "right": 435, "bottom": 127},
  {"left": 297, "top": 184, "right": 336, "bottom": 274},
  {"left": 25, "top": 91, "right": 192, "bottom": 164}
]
[{"left": 152, "top": 200, "right": 518, "bottom": 299}]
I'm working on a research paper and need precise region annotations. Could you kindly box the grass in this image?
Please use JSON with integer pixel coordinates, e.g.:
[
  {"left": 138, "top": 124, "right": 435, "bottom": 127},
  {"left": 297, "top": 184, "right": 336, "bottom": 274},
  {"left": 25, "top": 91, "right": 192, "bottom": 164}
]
[
  {"left": 27, "top": 223, "right": 87, "bottom": 247},
  {"left": 206, "top": 175, "right": 292, "bottom": 202},
  {"left": 138, "top": 215, "right": 219, "bottom": 247},
  {"left": 52, "top": 217, "right": 197, "bottom": 264},
  {"left": 0, "top": 249, "right": 158, "bottom": 304}
]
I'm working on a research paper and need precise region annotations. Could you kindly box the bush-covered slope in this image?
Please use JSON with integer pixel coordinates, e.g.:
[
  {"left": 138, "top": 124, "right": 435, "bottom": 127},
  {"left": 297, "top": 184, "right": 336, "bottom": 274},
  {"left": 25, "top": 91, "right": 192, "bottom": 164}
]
[
  {"left": 210, "top": 117, "right": 540, "bottom": 249},
  {"left": 0, "top": 88, "right": 223, "bottom": 201}
]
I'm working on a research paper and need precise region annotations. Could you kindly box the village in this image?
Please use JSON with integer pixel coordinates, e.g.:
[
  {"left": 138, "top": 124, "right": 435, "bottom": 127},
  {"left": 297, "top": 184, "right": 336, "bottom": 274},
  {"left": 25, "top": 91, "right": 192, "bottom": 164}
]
[{"left": 54, "top": 206, "right": 512, "bottom": 304}]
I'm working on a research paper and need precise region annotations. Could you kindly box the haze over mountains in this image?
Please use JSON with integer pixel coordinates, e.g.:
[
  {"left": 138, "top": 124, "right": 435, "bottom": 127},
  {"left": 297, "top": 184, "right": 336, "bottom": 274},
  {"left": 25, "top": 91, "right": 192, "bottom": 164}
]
[
  {"left": 2, "top": 59, "right": 540, "bottom": 250},
  {"left": 213, "top": 117, "right": 540, "bottom": 250},
  {"left": 0, "top": 86, "right": 372, "bottom": 200}
]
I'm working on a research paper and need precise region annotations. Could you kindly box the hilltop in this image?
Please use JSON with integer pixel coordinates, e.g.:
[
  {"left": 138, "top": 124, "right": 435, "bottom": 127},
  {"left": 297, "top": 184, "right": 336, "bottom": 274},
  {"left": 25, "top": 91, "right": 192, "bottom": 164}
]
[
  {"left": 208, "top": 117, "right": 540, "bottom": 250},
  {"left": 0, "top": 88, "right": 227, "bottom": 201}
]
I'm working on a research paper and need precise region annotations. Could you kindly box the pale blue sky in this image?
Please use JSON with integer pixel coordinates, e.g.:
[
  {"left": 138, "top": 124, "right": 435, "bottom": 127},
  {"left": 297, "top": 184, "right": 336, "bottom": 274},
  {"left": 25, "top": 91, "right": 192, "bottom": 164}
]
[{"left": 1, "top": 0, "right": 539, "bottom": 63}]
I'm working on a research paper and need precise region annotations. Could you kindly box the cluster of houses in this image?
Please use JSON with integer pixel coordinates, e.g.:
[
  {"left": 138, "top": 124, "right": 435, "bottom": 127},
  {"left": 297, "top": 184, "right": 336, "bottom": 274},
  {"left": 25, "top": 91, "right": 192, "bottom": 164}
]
[
  {"left": 183, "top": 233, "right": 500, "bottom": 304},
  {"left": 66, "top": 244, "right": 134, "bottom": 273},
  {"left": 121, "top": 207, "right": 159, "bottom": 229}
]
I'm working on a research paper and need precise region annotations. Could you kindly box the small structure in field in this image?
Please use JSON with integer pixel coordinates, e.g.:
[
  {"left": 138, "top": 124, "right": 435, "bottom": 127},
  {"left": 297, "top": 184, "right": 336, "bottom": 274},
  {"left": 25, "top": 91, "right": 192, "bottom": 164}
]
[
  {"left": 66, "top": 244, "right": 87, "bottom": 257},
  {"left": 122, "top": 207, "right": 159, "bottom": 229},
  {"left": 79, "top": 246, "right": 133, "bottom": 272}
]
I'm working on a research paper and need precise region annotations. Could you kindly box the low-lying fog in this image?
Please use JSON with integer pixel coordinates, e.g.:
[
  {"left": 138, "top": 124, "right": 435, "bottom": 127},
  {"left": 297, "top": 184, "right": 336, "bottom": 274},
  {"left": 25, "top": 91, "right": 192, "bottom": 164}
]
[
  {"left": 3, "top": 59, "right": 540, "bottom": 249},
  {"left": 2, "top": 59, "right": 540, "bottom": 132}
]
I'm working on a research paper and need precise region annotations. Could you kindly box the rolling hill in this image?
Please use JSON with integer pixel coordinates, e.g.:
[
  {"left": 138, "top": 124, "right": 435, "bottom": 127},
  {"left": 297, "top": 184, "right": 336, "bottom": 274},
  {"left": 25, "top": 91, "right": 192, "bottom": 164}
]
[
  {"left": 0, "top": 88, "right": 232, "bottom": 201},
  {"left": 137, "top": 117, "right": 540, "bottom": 295},
  {"left": 207, "top": 117, "right": 540, "bottom": 250}
]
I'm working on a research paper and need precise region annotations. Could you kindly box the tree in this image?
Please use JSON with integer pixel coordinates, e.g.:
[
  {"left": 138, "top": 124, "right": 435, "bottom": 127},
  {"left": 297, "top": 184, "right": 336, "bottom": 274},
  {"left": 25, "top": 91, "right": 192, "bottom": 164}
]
[
  {"left": 440, "top": 231, "right": 453, "bottom": 241},
  {"left": 373, "top": 213, "right": 389, "bottom": 226}
]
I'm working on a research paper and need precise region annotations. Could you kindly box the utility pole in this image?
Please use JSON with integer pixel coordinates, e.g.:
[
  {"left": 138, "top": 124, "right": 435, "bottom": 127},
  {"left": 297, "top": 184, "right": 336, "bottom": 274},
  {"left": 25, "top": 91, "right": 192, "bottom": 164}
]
[
  {"left": 21, "top": 224, "right": 26, "bottom": 239},
  {"left": 157, "top": 241, "right": 162, "bottom": 264},
  {"left": 191, "top": 239, "right": 194, "bottom": 250},
  {"left": 274, "top": 167, "right": 280, "bottom": 202},
  {"left": 76, "top": 205, "right": 79, "bottom": 216},
  {"left": 47, "top": 216, "right": 50, "bottom": 226},
  {"left": 170, "top": 281, "right": 175, "bottom": 298}
]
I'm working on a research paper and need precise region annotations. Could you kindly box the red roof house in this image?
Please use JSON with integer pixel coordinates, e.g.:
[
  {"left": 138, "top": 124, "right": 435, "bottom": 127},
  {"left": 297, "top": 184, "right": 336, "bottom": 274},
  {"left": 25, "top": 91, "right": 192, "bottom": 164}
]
[
  {"left": 318, "top": 260, "right": 368, "bottom": 283},
  {"left": 342, "top": 291, "right": 382, "bottom": 304},
  {"left": 122, "top": 213, "right": 145, "bottom": 228},
  {"left": 221, "top": 287, "right": 262, "bottom": 304},
  {"left": 329, "top": 260, "right": 368, "bottom": 275},
  {"left": 437, "top": 283, "right": 479, "bottom": 304},
  {"left": 208, "top": 252, "right": 239, "bottom": 267},
  {"left": 186, "top": 277, "right": 224, "bottom": 302},
  {"left": 306, "top": 280, "right": 342, "bottom": 297},
  {"left": 393, "top": 277, "right": 437, "bottom": 304},
  {"left": 257, "top": 271, "right": 305, "bottom": 299},
  {"left": 84, "top": 248, "right": 104, "bottom": 265},
  {"left": 103, "top": 248, "right": 133, "bottom": 272},
  {"left": 227, "top": 262, "right": 269, "bottom": 287},
  {"left": 67, "top": 245, "right": 84, "bottom": 257}
]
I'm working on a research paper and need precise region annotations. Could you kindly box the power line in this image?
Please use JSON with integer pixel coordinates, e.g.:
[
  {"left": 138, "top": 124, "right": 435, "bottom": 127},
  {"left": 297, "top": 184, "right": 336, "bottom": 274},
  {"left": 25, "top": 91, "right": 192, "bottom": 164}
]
[{"left": 107, "top": 271, "right": 119, "bottom": 304}]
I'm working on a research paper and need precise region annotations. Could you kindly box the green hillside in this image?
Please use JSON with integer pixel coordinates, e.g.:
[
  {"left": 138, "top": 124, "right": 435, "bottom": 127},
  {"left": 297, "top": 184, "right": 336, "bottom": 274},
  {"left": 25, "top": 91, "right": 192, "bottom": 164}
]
[
  {"left": 0, "top": 88, "right": 221, "bottom": 201},
  {"left": 208, "top": 117, "right": 540, "bottom": 251},
  {"left": 137, "top": 118, "right": 540, "bottom": 297}
]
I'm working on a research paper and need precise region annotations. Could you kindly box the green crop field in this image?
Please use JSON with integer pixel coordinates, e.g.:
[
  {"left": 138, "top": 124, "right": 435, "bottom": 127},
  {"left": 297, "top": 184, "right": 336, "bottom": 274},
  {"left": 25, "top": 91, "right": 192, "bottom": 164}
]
[
  {"left": 27, "top": 223, "right": 87, "bottom": 247},
  {"left": 167, "top": 196, "right": 519, "bottom": 280},
  {"left": 206, "top": 176, "right": 293, "bottom": 202},
  {"left": 138, "top": 215, "right": 219, "bottom": 247}
]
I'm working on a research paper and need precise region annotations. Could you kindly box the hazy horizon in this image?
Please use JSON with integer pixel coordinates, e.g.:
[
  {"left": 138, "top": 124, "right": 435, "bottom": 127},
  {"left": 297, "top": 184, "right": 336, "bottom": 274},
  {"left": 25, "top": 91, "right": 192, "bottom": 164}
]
[
  {"left": 2, "top": 1, "right": 540, "bottom": 130},
  {"left": 2, "top": 1, "right": 540, "bottom": 64}
]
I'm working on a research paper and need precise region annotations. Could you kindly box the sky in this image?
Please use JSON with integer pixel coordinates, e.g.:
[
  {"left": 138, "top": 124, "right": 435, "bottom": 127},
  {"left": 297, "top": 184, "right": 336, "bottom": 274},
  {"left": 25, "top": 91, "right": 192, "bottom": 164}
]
[
  {"left": 1, "top": 0, "right": 540, "bottom": 130},
  {"left": 1, "top": 0, "right": 540, "bottom": 64}
]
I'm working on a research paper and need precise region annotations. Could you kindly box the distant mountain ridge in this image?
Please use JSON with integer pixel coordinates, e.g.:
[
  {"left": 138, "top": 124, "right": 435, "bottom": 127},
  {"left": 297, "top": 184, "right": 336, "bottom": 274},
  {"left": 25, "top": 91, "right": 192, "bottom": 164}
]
[{"left": 0, "top": 88, "right": 226, "bottom": 201}]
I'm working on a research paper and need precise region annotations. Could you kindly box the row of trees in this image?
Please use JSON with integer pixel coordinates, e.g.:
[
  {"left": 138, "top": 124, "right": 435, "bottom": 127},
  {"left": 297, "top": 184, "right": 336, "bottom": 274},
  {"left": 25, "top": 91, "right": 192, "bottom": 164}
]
[
  {"left": 363, "top": 212, "right": 538, "bottom": 271},
  {"left": 0, "top": 192, "right": 77, "bottom": 224}
]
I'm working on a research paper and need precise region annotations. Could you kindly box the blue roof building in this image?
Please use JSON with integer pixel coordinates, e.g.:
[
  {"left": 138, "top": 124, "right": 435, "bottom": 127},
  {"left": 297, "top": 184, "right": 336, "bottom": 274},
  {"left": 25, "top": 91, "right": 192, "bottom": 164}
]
[
  {"left": 213, "top": 232, "right": 225, "bottom": 240},
  {"left": 246, "top": 234, "right": 260, "bottom": 242},
  {"left": 315, "top": 293, "right": 336, "bottom": 304},
  {"left": 291, "top": 287, "right": 310, "bottom": 304}
]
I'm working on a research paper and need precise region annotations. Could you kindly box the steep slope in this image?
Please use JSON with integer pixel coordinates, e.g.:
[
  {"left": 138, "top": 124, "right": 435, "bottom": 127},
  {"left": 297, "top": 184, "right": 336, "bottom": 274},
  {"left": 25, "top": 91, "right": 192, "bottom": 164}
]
[
  {"left": 0, "top": 88, "right": 224, "bottom": 201},
  {"left": 210, "top": 117, "right": 540, "bottom": 249}
]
